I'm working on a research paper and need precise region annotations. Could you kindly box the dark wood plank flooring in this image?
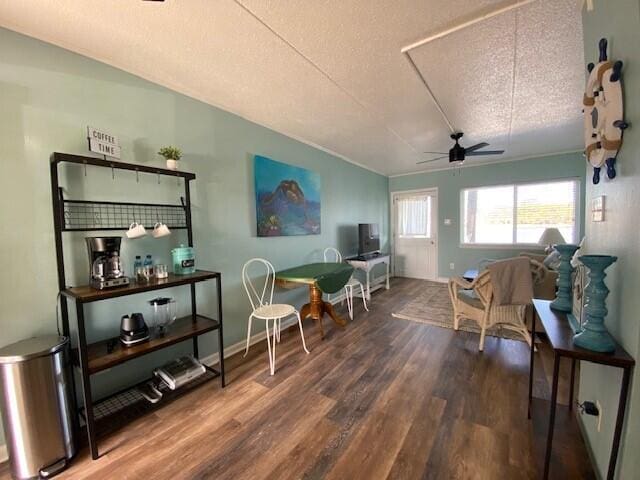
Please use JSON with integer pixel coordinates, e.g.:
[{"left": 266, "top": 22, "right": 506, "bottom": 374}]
[{"left": 0, "top": 278, "right": 595, "bottom": 479}]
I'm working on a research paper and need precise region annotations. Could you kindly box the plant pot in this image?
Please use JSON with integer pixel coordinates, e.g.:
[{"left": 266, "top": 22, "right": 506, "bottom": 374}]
[{"left": 166, "top": 159, "right": 179, "bottom": 171}]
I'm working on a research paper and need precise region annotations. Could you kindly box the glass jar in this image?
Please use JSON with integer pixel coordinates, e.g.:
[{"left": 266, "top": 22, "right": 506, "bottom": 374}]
[{"left": 155, "top": 264, "right": 168, "bottom": 279}]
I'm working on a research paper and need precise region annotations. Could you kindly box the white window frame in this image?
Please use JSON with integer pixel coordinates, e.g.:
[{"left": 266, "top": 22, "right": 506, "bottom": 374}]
[
  {"left": 459, "top": 178, "right": 581, "bottom": 249},
  {"left": 396, "top": 194, "right": 432, "bottom": 239}
]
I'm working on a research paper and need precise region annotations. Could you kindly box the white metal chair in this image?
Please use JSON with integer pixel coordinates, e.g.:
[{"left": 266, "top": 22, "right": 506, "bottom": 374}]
[
  {"left": 242, "top": 258, "right": 309, "bottom": 375},
  {"left": 323, "top": 247, "right": 368, "bottom": 320}
]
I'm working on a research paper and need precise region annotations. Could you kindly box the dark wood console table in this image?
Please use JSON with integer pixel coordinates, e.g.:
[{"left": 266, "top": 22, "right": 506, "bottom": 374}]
[{"left": 529, "top": 299, "right": 634, "bottom": 480}]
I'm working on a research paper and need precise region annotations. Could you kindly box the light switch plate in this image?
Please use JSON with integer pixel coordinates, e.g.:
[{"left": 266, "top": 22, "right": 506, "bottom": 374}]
[
  {"left": 592, "top": 195, "right": 605, "bottom": 222},
  {"left": 444, "top": 218, "right": 452, "bottom": 225}
]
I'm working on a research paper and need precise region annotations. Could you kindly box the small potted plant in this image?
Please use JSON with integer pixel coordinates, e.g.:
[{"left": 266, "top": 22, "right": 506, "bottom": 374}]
[{"left": 158, "top": 146, "right": 182, "bottom": 171}]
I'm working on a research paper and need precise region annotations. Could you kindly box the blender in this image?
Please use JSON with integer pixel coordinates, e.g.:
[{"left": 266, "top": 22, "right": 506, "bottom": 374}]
[{"left": 148, "top": 297, "right": 177, "bottom": 336}]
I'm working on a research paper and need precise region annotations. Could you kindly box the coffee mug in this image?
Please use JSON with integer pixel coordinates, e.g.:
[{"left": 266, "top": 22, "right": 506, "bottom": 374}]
[
  {"left": 126, "top": 222, "right": 147, "bottom": 239},
  {"left": 152, "top": 222, "right": 171, "bottom": 238}
]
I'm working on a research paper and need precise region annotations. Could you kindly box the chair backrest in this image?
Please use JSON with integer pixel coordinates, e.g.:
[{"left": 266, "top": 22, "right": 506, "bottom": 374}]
[
  {"left": 477, "top": 258, "right": 498, "bottom": 272},
  {"left": 471, "top": 270, "right": 494, "bottom": 306},
  {"left": 323, "top": 247, "right": 342, "bottom": 263},
  {"left": 242, "top": 258, "right": 276, "bottom": 311},
  {"left": 474, "top": 258, "right": 546, "bottom": 307}
]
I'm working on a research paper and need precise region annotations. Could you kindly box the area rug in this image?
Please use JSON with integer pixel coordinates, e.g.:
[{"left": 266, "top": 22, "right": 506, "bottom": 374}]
[{"left": 391, "top": 280, "right": 525, "bottom": 342}]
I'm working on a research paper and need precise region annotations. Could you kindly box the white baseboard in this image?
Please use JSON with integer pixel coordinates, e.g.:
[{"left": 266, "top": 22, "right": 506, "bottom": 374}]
[
  {"left": 199, "top": 316, "right": 300, "bottom": 367},
  {"left": 0, "top": 444, "right": 7, "bottom": 464},
  {"left": 436, "top": 277, "right": 449, "bottom": 283}
]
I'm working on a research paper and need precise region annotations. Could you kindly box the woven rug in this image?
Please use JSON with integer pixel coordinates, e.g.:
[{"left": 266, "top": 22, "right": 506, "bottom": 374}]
[{"left": 391, "top": 280, "right": 525, "bottom": 342}]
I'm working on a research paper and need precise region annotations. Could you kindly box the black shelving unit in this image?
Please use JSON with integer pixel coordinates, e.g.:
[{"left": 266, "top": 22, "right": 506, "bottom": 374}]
[{"left": 50, "top": 152, "right": 225, "bottom": 460}]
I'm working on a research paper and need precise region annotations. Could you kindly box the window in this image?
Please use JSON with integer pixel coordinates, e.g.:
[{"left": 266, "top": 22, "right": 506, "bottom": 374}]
[
  {"left": 461, "top": 179, "right": 579, "bottom": 246},
  {"left": 397, "top": 194, "right": 431, "bottom": 238}
]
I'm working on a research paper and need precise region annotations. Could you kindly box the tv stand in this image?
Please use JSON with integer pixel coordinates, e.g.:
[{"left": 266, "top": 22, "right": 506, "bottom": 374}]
[
  {"left": 345, "top": 253, "right": 390, "bottom": 300},
  {"left": 354, "top": 251, "right": 381, "bottom": 261}
]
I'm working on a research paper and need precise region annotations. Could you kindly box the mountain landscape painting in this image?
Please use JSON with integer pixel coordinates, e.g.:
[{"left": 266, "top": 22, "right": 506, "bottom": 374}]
[{"left": 254, "top": 155, "right": 321, "bottom": 236}]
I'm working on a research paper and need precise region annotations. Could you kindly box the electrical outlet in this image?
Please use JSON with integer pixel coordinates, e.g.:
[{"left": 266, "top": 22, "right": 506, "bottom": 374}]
[
  {"left": 449, "top": 262, "right": 455, "bottom": 270},
  {"left": 597, "top": 400, "right": 603, "bottom": 432}
]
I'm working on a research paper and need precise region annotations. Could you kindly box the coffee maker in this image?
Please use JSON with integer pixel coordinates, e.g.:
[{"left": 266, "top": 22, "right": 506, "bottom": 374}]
[{"left": 86, "top": 237, "right": 130, "bottom": 289}]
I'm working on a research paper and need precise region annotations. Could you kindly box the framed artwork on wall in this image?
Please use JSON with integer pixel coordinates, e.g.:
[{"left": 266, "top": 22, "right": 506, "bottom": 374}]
[{"left": 254, "top": 155, "right": 321, "bottom": 237}]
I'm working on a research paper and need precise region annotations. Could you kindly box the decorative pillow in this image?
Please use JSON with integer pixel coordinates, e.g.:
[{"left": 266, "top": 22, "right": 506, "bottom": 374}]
[{"left": 543, "top": 250, "right": 562, "bottom": 270}]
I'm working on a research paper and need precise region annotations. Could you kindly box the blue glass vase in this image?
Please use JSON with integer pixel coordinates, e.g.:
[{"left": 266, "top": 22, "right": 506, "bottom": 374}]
[
  {"left": 550, "top": 244, "right": 580, "bottom": 312},
  {"left": 573, "top": 255, "right": 617, "bottom": 353}
]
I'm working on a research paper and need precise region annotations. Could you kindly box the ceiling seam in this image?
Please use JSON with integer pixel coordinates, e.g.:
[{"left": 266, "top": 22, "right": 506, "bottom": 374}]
[
  {"left": 506, "top": 9, "right": 520, "bottom": 149},
  {"left": 231, "top": 0, "right": 419, "bottom": 155},
  {"left": 402, "top": 51, "right": 455, "bottom": 133},
  {"left": 400, "top": 0, "right": 537, "bottom": 142}
]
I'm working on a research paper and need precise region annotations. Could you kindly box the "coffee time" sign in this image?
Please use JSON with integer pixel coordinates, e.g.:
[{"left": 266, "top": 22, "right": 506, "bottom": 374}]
[{"left": 87, "top": 126, "right": 121, "bottom": 159}]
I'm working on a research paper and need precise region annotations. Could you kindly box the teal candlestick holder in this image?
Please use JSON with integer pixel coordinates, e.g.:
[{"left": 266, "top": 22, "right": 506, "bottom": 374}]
[
  {"left": 573, "top": 255, "right": 617, "bottom": 353},
  {"left": 550, "top": 244, "right": 580, "bottom": 312}
]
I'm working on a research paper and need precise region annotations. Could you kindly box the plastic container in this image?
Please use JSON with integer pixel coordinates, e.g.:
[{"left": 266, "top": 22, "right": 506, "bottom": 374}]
[
  {"left": 133, "top": 255, "right": 143, "bottom": 277},
  {"left": 171, "top": 245, "right": 195, "bottom": 275},
  {"left": 143, "top": 254, "right": 154, "bottom": 276}
]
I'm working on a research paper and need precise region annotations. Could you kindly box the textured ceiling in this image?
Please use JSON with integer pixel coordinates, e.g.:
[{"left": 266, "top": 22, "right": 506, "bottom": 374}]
[{"left": 0, "top": 0, "right": 585, "bottom": 175}]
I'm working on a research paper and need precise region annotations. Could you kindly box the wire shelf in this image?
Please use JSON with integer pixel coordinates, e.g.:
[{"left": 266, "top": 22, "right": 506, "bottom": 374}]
[
  {"left": 80, "top": 369, "right": 218, "bottom": 436},
  {"left": 62, "top": 199, "right": 187, "bottom": 231}
]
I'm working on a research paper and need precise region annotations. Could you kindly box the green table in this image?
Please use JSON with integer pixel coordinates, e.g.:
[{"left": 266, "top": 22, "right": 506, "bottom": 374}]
[{"left": 276, "top": 262, "right": 354, "bottom": 339}]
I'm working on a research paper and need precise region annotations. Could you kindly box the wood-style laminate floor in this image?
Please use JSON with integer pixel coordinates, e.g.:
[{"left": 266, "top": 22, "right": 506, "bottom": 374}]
[{"left": 0, "top": 278, "right": 595, "bottom": 479}]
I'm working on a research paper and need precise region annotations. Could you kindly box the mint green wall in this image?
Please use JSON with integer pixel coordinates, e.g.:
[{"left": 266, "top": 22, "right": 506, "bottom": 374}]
[
  {"left": 580, "top": 2, "right": 640, "bottom": 478},
  {"left": 389, "top": 153, "right": 586, "bottom": 277},
  {"left": 0, "top": 28, "right": 389, "bottom": 447}
]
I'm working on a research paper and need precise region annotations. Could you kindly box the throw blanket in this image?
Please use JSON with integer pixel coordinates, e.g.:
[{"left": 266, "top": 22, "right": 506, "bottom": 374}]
[{"left": 488, "top": 257, "right": 533, "bottom": 306}]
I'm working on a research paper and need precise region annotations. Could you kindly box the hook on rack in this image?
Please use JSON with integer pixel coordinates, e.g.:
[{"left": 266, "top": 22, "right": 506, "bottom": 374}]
[
  {"left": 135, "top": 168, "right": 139, "bottom": 183},
  {"left": 111, "top": 164, "right": 115, "bottom": 180},
  {"left": 83, "top": 160, "right": 88, "bottom": 177},
  {"left": 157, "top": 172, "right": 161, "bottom": 185}
]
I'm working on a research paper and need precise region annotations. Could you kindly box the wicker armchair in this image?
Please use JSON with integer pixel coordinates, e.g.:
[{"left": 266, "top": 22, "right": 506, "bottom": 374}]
[{"left": 448, "top": 259, "right": 547, "bottom": 351}]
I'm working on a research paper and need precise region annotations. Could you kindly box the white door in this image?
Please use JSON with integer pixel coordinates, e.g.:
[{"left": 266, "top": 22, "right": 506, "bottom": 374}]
[{"left": 393, "top": 190, "right": 438, "bottom": 280}]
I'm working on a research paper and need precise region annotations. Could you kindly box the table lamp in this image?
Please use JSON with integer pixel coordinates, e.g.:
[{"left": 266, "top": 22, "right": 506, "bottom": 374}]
[{"left": 538, "top": 227, "right": 565, "bottom": 253}]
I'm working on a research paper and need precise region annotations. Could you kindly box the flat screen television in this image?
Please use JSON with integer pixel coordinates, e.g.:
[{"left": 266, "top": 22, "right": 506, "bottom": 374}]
[{"left": 358, "top": 223, "right": 380, "bottom": 255}]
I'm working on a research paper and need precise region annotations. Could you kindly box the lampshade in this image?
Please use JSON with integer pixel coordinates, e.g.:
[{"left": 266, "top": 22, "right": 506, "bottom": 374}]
[{"left": 538, "top": 227, "right": 566, "bottom": 246}]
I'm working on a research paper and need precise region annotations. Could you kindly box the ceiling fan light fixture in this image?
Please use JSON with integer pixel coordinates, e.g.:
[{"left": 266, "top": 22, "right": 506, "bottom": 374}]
[
  {"left": 416, "top": 131, "right": 504, "bottom": 165},
  {"left": 449, "top": 146, "right": 465, "bottom": 163}
]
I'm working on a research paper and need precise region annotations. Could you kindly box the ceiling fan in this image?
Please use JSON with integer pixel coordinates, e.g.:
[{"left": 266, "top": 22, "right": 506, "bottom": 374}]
[{"left": 417, "top": 132, "right": 504, "bottom": 164}]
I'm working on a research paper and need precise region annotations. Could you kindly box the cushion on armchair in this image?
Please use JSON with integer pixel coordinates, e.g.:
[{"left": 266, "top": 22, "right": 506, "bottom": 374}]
[{"left": 457, "top": 289, "right": 482, "bottom": 309}]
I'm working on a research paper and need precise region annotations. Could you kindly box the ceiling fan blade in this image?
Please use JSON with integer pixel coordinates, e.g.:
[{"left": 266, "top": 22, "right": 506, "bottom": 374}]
[
  {"left": 423, "top": 151, "right": 447, "bottom": 154},
  {"left": 416, "top": 155, "right": 447, "bottom": 164},
  {"left": 464, "top": 142, "right": 489, "bottom": 153},
  {"left": 466, "top": 150, "right": 505, "bottom": 156}
]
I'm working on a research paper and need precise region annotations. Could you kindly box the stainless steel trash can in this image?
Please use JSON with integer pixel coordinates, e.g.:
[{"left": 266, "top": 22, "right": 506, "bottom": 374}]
[{"left": 0, "top": 336, "right": 75, "bottom": 479}]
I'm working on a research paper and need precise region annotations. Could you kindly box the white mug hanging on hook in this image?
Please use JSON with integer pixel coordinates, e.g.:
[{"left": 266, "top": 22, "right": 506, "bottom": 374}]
[
  {"left": 126, "top": 222, "right": 147, "bottom": 239},
  {"left": 152, "top": 222, "right": 171, "bottom": 238}
]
